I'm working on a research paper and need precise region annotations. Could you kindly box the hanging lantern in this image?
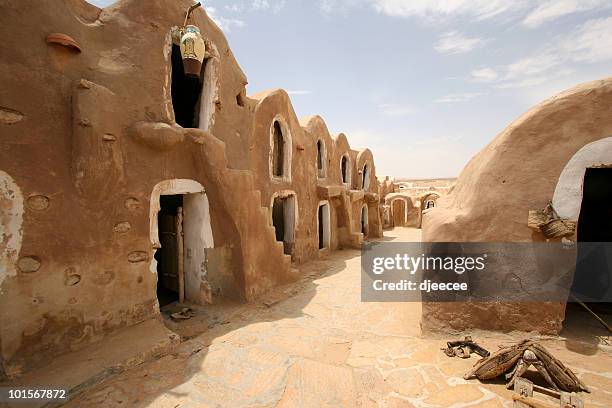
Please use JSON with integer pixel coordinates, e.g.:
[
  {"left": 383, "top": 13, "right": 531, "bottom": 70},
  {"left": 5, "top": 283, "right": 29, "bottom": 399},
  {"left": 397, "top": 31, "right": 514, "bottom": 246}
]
[{"left": 180, "top": 25, "right": 205, "bottom": 78}]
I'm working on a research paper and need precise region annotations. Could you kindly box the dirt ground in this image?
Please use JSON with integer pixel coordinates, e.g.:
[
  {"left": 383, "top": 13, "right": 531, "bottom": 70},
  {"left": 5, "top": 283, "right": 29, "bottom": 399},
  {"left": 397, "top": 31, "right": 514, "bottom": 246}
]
[{"left": 63, "top": 228, "right": 611, "bottom": 408}]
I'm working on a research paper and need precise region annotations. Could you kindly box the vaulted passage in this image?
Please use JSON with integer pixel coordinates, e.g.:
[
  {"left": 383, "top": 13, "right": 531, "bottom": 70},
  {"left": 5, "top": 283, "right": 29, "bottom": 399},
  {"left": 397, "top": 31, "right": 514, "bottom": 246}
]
[{"left": 171, "top": 44, "right": 206, "bottom": 128}]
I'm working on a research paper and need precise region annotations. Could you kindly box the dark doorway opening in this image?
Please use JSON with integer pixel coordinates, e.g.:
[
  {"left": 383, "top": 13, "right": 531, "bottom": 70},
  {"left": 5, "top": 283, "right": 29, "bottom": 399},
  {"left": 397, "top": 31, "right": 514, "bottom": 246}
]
[
  {"left": 565, "top": 167, "right": 612, "bottom": 337},
  {"left": 272, "top": 121, "right": 284, "bottom": 177},
  {"left": 361, "top": 205, "right": 368, "bottom": 236},
  {"left": 341, "top": 155, "right": 348, "bottom": 184},
  {"left": 318, "top": 205, "right": 324, "bottom": 249},
  {"left": 272, "top": 195, "right": 295, "bottom": 255},
  {"left": 155, "top": 195, "right": 183, "bottom": 307},
  {"left": 171, "top": 44, "right": 206, "bottom": 128},
  {"left": 393, "top": 200, "right": 406, "bottom": 227}
]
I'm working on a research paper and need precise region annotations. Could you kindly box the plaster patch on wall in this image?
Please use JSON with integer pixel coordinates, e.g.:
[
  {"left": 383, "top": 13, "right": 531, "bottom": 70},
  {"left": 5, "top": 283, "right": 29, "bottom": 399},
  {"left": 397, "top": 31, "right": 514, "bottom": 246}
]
[
  {"left": 97, "top": 47, "right": 132, "bottom": 74},
  {"left": 183, "top": 192, "right": 214, "bottom": 304},
  {"left": 0, "top": 171, "right": 24, "bottom": 290},
  {"left": 162, "top": 28, "right": 175, "bottom": 123},
  {"left": 553, "top": 137, "right": 612, "bottom": 220}
]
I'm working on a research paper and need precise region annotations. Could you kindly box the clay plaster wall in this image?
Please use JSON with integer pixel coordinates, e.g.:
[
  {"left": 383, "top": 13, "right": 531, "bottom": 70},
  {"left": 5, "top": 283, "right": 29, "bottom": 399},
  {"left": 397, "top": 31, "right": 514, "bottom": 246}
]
[
  {"left": 384, "top": 194, "right": 419, "bottom": 228},
  {"left": 248, "top": 92, "right": 383, "bottom": 262},
  {"left": 0, "top": 0, "right": 383, "bottom": 376},
  {"left": 0, "top": 0, "right": 284, "bottom": 376},
  {"left": 421, "top": 78, "right": 612, "bottom": 334}
]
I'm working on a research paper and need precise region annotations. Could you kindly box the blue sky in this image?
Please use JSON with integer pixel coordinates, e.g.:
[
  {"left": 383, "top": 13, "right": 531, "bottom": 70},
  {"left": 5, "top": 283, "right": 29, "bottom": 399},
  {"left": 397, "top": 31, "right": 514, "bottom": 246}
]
[{"left": 89, "top": 1, "right": 612, "bottom": 178}]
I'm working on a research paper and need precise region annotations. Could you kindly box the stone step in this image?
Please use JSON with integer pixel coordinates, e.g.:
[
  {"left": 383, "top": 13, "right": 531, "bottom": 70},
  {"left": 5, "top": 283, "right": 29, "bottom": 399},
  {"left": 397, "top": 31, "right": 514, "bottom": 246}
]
[{"left": 3, "top": 319, "right": 179, "bottom": 408}]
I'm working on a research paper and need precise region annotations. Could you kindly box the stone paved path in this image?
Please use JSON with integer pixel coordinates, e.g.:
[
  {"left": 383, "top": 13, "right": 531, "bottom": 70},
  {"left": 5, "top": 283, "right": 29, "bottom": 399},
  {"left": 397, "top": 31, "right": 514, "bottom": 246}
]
[{"left": 65, "top": 228, "right": 612, "bottom": 408}]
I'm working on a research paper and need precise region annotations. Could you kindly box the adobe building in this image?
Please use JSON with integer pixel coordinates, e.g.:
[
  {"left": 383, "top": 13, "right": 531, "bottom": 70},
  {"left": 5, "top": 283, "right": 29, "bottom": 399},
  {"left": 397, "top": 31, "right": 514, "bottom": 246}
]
[
  {"left": 0, "top": 0, "right": 382, "bottom": 377},
  {"left": 422, "top": 78, "right": 612, "bottom": 334},
  {"left": 380, "top": 179, "right": 454, "bottom": 229}
]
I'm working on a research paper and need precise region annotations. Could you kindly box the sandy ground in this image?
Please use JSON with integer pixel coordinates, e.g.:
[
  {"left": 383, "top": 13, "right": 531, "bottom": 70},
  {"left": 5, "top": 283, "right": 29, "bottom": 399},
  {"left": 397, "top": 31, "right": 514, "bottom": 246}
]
[{"left": 63, "top": 228, "right": 612, "bottom": 408}]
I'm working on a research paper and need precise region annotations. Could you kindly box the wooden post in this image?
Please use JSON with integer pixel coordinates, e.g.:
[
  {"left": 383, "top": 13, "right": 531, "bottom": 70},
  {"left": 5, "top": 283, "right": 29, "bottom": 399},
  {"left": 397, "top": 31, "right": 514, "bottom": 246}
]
[{"left": 176, "top": 206, "right": 185, "bottom": 303}]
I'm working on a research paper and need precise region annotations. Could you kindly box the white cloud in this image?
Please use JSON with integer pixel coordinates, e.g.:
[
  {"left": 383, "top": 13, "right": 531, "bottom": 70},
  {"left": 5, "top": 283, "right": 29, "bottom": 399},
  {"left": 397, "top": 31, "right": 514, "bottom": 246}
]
[
  {"left": 207, "top": 7, "right": 246, "bottom": 32},
  {"left": 434, "top": 31, "right": 483, "bottom": 54},
  {"left": 471, "top": 68, "right": 498, "bottom": 82},
  {"left": 225, "top": 0, "right": 287, "bottom": 13},
  {"left": 378, "top": 103, "right": 416, "bottom": 116},
  {"left": 434, "top": 93, "right": 483, "bottom": 103},
  {"left": 320, "top": 0, "right": 611, "bottom": 27},
  {"left": 523, "top": 0, "right": 612, "bottom": 28},
  {"left": 370, "top": 0, "right": 530, "bottom": 21},
  {"left": 287, "top": 90, "right": 313, "bottom": 95},
  {"left": 495, "top": 68, "right": 575, "bottom": 89},
  {"left": 559, "top": 17, "right": 612, "bottom": 63},
  {"left": 475, "top": 17, "right": 612, "bottom": 89},
  {"left": 504, "top": 54, "right": 560, "bottom": 80}
]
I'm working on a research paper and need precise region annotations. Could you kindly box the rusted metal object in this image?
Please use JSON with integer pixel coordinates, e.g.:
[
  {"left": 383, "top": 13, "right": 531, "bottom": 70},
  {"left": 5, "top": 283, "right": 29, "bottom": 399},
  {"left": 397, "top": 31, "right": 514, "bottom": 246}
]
[
  {"left": 464, "top": 340, "right": 590, "bottom": 393},
  {"left": 45, "top": 33, "right": 82, "bottom": 52},
  {"left": 441, "top": 336, "right": 490, "bottom": 359}
]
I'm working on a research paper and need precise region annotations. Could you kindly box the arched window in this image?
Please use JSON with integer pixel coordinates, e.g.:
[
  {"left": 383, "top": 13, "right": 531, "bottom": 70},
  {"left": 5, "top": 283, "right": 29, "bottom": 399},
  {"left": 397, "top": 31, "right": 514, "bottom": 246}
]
[
  {"left": 270, "top": 117, "right": 292, "bottom": 181},
  {"left": 341, "top": 155, "right": 350, "bottom": 185},
  {"left": 425, "top": 200, "right": 436, "bottom": 209},
  {"left": 272, "top": 121, "right": 284, "bottom": 177},
  {"left": 362, "top": 164, "right": 370, "bottom": 190},
  {"left": 316, "top": 140, "right": 326, "bottom": 178}
]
